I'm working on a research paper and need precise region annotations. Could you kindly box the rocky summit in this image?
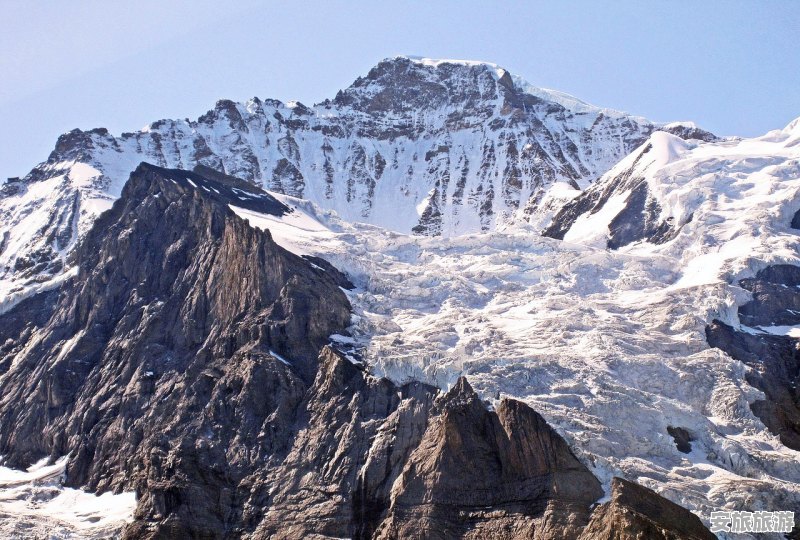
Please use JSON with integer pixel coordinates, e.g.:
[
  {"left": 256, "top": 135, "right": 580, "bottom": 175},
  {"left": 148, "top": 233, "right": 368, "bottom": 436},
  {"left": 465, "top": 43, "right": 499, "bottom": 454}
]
[{"left": 1, "top": 57, "right": 799, "bottom": 539}]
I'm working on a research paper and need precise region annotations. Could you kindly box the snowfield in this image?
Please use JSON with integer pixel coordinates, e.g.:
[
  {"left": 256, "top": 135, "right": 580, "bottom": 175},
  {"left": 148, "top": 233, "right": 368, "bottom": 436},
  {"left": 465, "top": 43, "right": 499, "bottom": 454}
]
[
  {"left": 0, "top": 56, "right": 703, "bottom": 315},
  {"left": 0, "top": 456, "right": 136, "bottom": 538}
]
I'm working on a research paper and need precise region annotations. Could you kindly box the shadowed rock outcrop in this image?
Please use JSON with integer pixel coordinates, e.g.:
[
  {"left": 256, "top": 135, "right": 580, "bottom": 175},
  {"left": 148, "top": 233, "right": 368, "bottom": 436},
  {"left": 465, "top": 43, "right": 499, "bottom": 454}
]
[
  {"left": 578, "top": 478, "right": 716, "bottom": 540},
  {"left": 707, "top": 320, "right": 800, "bottom": 451},
  {"left": 706, "top": 264, "right": 800, "bottom": 451},
  {"left": 246, "top": 348, "right": 437, "bottom": 539},
  {"left": 738, "top": 264, "right": 800, "bottom": 327},
  {"left": 0, "top": 287, "right": 59, "bottom": 375},
  {"left": 0, "top": 162, "right": 351, "bottom": 534},
  {"left": 666, "top": 426, "right": 693, "bottom": 454}
]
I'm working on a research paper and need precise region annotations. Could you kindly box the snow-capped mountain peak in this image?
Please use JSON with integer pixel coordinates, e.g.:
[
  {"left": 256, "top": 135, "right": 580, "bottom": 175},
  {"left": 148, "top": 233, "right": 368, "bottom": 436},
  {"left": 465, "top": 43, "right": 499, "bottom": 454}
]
[
  {"left": 1, "top": 55, "right": 799, "bottom": 538},
  {"left": 545, "top": 118, "right": 800, "bottom": 267},
  {"left": 0, "top": 56, "right": 715, "bottom": 312}
]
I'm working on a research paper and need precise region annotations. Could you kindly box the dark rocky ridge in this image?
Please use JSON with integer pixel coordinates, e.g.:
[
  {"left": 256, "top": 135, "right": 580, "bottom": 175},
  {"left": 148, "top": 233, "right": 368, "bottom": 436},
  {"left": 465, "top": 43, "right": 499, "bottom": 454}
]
[
  {"left": 577, "top": 478, "right": 716, "bottom": 540},
  {"left": 707, "top": 264, "right": 800, "bottom": 451},
  {"left": 0, "top": 161, "right": 351, "bottom": 480},
  {"left": 373, "top": 378, "right": 604, "bottom": 539},
  {"left": 0, "top": 164, "right": 714, "bottom": 538},
  {"left": 738, "top": 264, "right": 800, "bottom": 327}
]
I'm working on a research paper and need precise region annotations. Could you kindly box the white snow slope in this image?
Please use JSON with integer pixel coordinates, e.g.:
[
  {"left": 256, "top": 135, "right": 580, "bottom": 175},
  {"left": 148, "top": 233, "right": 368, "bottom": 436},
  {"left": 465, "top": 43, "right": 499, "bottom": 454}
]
[
  {"left": 233, "top": 118, "right": 800, "bottom": 539},
  {"left": 0, "top": 456, "right": 136, "bottom": 538}
]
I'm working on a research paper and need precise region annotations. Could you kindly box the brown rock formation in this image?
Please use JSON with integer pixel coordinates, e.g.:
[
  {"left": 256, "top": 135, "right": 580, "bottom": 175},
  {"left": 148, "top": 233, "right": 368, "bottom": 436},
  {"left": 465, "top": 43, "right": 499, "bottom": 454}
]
[{"left": 578, "top": 478, "right": 716, "bottom": 540}]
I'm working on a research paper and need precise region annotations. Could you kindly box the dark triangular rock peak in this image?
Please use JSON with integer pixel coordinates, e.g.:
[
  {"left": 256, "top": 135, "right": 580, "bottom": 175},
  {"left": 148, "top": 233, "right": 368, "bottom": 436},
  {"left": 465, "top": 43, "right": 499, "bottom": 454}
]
[
  {"left": 0, "top": 162, "right": 351, "bottom": 474},
  {"left": 312, "top": 344, "right": 367, "bottom": 393},
  {"left": 250, "top": 347, "right": 436, "bottom": 540},
  {"left": 579, "top": 477, "right": 716, "bottom": 540},
  {"left": 438, "top": 375, "right": 482, "bottom": 407},
  {"left": 374, "top": 377, "right": 603, "bottom": 538},
  {"left": 496, "top": 398, "right": 604, "bottom": 488}
]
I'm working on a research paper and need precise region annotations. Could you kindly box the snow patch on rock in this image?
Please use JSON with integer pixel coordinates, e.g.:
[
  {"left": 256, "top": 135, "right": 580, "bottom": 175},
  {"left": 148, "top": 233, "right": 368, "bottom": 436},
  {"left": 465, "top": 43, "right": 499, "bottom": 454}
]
[{"left": 0, "top": 456, "right": 136, "bottom": 538}]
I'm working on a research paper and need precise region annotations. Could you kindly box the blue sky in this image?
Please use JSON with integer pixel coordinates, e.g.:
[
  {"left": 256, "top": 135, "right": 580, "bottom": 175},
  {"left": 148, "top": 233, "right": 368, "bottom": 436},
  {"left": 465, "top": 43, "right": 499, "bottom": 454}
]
[{"left": 1, "top": 0, "right": 799, "bottom": 181}]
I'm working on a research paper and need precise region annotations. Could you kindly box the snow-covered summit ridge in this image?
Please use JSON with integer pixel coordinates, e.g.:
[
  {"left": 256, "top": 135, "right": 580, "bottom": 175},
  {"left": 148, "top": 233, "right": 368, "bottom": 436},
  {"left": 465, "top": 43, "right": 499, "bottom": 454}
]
[{"left": 399, "top": 54, "right": 504, "bottom": 71}]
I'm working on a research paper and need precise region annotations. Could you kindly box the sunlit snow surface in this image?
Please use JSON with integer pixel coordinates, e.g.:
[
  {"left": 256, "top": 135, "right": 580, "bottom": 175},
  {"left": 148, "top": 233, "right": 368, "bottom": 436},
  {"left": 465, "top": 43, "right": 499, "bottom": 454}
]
[
  {"left": 240, "top": 120, "right": 800, "bottom": 535},
  {"left": 0, "top": 456, "right": 136, "bottom": 538}
]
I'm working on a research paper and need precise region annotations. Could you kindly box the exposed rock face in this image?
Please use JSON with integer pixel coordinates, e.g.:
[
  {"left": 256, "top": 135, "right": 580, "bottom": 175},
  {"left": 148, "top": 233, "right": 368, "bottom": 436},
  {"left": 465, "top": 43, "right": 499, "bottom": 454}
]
[
  {"left": 578, "top": 478, "right": 716, "bottom": 540},
  {"left": 0, "top": 162, "right": 351, "bottom": 509},
  {"left": 374, "top": 378, "right": 603, "bottom": 539},
  {"left": 706, "top": 264, "right": 800, "bottom": 451},
  {"left": 707, "top": 320, "right": 800, "bottom": 452},
  {"left": 738, "top": 264, "right": 800, "bottom": 327},
  {"left": 0, "top": 57, "right": 716, "bottom": 306},
  {"left": 246, "top": 348, "right": 437, "bottom": 540},
  {"left": 666, "top": 426, "right": 693, "bottom": 454},
  {"left": 0, "top": 287, "right": 59, "bottom": 375}
]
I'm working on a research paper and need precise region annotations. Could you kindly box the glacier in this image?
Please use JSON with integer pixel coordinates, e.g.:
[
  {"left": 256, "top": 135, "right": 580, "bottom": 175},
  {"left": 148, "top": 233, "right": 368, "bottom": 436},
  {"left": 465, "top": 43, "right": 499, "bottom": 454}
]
[{"left": 231, "top": 117, "right": 800, "bottom": 537}]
